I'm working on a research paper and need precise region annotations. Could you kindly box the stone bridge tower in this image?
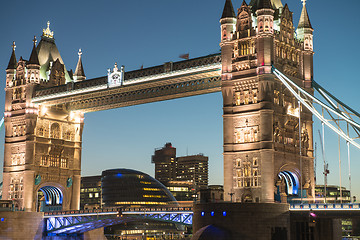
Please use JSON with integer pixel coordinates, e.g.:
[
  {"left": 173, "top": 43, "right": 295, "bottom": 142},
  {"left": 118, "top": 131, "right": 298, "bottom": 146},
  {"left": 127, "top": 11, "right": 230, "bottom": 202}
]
[
  {"left": 2, "top": 23, "right": 85, "bottom": 211},
  {"left": 221, "top": 0, "right": 314, "bottom": 203}
]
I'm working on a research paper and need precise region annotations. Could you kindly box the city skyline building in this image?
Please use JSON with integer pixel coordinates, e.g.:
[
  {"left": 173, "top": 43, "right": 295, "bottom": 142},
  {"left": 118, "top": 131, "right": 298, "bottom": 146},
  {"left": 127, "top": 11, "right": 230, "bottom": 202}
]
[
  {"left": 152, "top": 143, "right": 208, "bottom": 190},
  {"left": 80, "top": 175, "right": 102, "bottom": 210}
]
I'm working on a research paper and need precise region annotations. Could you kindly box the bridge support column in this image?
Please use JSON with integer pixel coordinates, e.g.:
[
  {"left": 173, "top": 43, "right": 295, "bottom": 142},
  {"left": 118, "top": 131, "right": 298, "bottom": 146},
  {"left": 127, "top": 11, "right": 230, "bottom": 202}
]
[
  {"left": 70, "top": 174, "right": 81, "bottom": 210},
  {"left": 193, "top": 203, "right": 290, "bottom": 239}
]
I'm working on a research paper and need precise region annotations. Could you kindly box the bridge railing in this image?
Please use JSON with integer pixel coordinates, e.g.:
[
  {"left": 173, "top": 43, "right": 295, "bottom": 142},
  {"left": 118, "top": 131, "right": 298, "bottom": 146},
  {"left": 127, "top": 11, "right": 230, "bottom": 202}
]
[
  {"left": 290, "top": 203, "right": 360, "bottom": 210},
  {"left": 43, "top": 206, "right": 193, "bottom": 217}
]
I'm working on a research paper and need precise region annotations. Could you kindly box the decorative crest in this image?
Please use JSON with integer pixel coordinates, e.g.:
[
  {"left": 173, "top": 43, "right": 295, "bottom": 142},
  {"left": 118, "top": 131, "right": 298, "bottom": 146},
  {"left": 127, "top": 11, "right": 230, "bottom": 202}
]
[
  {"left": 108, "top": 62, "right": 124, "bottom": 87},
  {"left": 33, "top": 36, "right": 37, "bottom": 46},
  {"left": 301, "top": 0, "right": 306, "bottom": 6},
  {"left": 42, "top": 21, "right": 54, "bottom": 38},
  {"left": 12, "top": 41, "right": 16, "bottom": 51},
  {"left": 78, "top": 49, "right": 82, "bottom": 57}
]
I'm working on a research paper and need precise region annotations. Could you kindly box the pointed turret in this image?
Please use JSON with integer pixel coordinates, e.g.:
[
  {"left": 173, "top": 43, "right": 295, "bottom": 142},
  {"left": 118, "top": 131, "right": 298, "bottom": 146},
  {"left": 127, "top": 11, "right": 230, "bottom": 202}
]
[
  {"left": 221, "top": 0, "right": 235, "bottom": 19},
  {"left": 74, "top": 49, "right": 86, "bottom": 82},
  {"left": 255, "top": 0, "right": 275, "bottom": 73},
  {"left": 27, "top": 37, "right": 41, "bottom": 84},
  {"left": 220, "top": 0, "right": 236, "bottom": 80},
  {"left": 28, "top": 36, "right": 40, "bottom": 66},
  {"left": 297, "top": 0, "right": 312, "bottom": 29},
  {"left": 258, "top": 0, "right": 273, "bottom": 10},
  {"left": 272, "top": 0, "right": 283, "bottom": 9},
  {"left": 250, "top": 0, "right": 274, "bottom": 13},
  {"left": 7, "top": 42, "right": 17, "bottom": 70},
  {"left": 297, "top": 0, "right": 314, "bottom": 83},
  {"left": 296, "top": 0, "right": 313, "bottom": 48}
]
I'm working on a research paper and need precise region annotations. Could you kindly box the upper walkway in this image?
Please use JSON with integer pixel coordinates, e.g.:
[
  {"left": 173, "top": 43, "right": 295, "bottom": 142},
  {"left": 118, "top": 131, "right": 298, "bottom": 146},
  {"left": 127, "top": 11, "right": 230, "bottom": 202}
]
[{"left": 32, "top": 54, "right": 221, "bottom": 112}]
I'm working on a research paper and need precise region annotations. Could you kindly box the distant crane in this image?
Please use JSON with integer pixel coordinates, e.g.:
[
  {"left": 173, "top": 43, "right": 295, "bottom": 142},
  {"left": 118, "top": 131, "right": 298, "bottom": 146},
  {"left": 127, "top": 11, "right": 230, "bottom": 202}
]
[{"left": 318, "top": 130, "right": 329, "bottom": 203}]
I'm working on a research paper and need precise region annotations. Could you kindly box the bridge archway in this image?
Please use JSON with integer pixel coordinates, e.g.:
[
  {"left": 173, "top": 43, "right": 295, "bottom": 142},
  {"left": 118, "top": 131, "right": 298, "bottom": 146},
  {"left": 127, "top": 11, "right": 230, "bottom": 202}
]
[
  {"left": 36, "top": 184, "right": 64, "bottom": 212},
  {"left": 275, "top": 169, "right": 300, "bottom": 203}
]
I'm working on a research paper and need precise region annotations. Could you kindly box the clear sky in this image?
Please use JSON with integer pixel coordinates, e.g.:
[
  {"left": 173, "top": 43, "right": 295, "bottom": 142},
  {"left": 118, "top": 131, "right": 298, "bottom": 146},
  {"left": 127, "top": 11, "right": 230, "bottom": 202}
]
[{"left": 0, "top": 0, "right": 360, "bottom": 199}]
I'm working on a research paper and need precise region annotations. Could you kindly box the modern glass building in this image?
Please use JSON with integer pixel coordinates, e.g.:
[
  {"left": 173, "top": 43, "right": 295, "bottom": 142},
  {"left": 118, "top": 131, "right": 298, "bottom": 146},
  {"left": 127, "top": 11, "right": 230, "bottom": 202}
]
[{"left": 101, "top": 169, "right": 177, "bottom": 207}]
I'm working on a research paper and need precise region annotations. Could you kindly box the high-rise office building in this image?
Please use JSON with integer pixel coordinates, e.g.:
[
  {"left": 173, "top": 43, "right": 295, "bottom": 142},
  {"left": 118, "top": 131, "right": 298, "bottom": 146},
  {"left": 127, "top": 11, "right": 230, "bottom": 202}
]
[
  {"left": 151, "top": 143, "right": 177, "bottom": 185},
  {"left": 80, "top": 176, "right": 102, "bottom": 210},
  {"left": 176, "top": 155, "right": 208, "bottom": 189},
  {"left": 152, "top": 143, "right": 209, "bottom": 195}
]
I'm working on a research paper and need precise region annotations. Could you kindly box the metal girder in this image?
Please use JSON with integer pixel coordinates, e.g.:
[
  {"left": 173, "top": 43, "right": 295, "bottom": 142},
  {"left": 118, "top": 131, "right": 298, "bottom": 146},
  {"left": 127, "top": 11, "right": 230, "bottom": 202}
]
[
  {"left": 44, "top": 208, "right": 193, "bottom": 235},
  {"left": 272, "top": 67, "right": 360, "bottom": 150},
  {"left": 131, "top": 212, "right": 193, "bottom": 225}
]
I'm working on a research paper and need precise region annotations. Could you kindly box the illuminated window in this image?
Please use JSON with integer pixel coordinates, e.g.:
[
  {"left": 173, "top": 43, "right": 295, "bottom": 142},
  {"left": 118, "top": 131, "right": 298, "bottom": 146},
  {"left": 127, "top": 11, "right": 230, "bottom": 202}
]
[
  {"left": 37, "top": 127, "right": 44, "bottom": 137},
  {"left": 49, "top": 155, "right": 58, "bottom": 167},
  {"left": 40, "top": 156, "right": 48, "bottom": 166},
  {"left": 50, "top": 123, "right": 60, "bottom": 139},
  {"left": 244, "top": 91, "right": 249, "bottom": 104},
  {"left": 89, "top": 193, "right": 93, "bottom": 198},
  {"left": 60, "top": 158, "right": 68, "bottom": 168},
  {"left": 236, "top": 158, "right": 260, "bottom": 188},
  {"left": 274, "top": 90, "right": 280, "bottom": 104},
  {"left": 253, "top": 89, "right": 258, "bottom": 103},
  {"left": 235, "top": 92, "right": 241, "bottom": 106}
]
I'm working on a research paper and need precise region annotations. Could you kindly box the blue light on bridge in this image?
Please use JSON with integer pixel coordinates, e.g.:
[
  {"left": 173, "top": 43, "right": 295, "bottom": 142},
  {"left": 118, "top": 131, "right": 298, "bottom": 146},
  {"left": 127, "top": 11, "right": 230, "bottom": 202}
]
[
  {"left": 201, "top": 211, "right": 205, "bottom": 216},
  {"left": 1, "top": 218, "right": 4, "bottom": 222},
  {"left": 223, "top": 211, "right": 227, "bottom": 216},
  {"left": 211, "top": 211, "right": 214, "bottom": 216},
  {"left": 116, "top": 173, "right": 122, "bottom": 178}
]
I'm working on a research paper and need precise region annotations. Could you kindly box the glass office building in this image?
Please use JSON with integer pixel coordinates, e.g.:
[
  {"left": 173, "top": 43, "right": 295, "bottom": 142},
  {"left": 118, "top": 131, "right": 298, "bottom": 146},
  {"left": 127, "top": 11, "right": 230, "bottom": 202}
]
[{"left": 101, "top": 169, "right": 177, "bottom": 207}]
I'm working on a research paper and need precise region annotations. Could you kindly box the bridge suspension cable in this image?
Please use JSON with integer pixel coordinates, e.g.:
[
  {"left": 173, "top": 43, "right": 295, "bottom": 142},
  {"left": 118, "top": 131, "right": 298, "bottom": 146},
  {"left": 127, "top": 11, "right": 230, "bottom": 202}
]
[
  {"left": 273, "top": 67, "right": 360, "bottom": 201},
  {"left": 272, "top": 67, "right": 360, "bottom": 150}
]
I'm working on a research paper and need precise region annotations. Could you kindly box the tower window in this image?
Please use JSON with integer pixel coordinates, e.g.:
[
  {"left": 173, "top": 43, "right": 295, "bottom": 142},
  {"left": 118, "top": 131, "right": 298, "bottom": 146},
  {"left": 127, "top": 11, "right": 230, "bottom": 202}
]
[{"left": 50, "top": 123, "right": 60, "bottom": 139}]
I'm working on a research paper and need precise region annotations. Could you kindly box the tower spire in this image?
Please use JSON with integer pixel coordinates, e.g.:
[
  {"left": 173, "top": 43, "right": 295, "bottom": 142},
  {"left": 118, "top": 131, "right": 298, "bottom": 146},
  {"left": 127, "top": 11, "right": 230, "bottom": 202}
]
[
  {"left": 7, "top": 41, "right": 17, "bottom": 70},
  {"left": 74, "top": 49, "right": 86, "bottom": 82},
  {"left": 297, "top": 0, "right": 312, "bottom": 29},
  {"left": 221, "top": 0, "right": 235, "bottom": 19},
  {"left": 28, "top": 36, "right": 40, "bottom": 65}
]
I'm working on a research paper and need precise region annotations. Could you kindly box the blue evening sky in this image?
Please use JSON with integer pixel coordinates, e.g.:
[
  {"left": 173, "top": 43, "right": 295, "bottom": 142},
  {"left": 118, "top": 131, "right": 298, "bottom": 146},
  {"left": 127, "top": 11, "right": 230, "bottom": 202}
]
[{"left": 0, "top": 0, "right": 360, "bottom": 198}]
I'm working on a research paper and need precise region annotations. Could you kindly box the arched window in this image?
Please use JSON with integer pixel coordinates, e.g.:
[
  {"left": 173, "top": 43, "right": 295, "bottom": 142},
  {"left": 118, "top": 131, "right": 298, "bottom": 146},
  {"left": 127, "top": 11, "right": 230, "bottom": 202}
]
[{"left": 50, "top": 123, "right": 60, "bottom": 139}]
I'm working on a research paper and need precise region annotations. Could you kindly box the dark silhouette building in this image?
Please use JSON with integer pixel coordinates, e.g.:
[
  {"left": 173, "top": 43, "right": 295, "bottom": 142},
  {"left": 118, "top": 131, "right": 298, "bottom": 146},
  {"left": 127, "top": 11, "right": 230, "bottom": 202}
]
[
  {"left": 80, "top": 175, "right": 102, "bottom": 210},
  {"left": 152, "top": 142, "right": 177, "bottom": 184}
]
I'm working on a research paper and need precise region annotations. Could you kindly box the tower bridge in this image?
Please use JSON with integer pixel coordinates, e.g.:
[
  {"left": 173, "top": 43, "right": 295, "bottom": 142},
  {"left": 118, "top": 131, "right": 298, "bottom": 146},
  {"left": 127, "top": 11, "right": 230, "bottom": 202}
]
[{"left": 2, "top": 0, "right": 360, "bottom": 238}]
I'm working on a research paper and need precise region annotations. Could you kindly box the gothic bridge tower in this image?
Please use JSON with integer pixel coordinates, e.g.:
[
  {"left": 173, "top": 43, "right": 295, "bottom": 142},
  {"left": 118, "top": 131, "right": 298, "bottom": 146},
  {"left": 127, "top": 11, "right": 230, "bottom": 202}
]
[
  {"left": 221, "top": 0, "right": 314, "bottom": 203},
  {"left": 2, "top": 23, "right": 85, "bottom": 211}
]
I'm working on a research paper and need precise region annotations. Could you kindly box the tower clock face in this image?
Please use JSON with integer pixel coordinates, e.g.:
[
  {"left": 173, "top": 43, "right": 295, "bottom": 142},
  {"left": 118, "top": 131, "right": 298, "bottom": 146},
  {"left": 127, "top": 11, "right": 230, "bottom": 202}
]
[{"left": 112, "top": 73, "right": 120, "bottom": 84}]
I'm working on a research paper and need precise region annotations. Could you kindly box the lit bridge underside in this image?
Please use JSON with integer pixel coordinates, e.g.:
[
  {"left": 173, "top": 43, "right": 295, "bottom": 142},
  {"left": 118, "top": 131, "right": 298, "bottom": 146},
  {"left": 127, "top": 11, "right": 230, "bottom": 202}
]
[
  {"left": 32, "top": 54, "right": 221, "bottom": 112},
  {"left": 44, "top": 207, "right": 193, "bottom": 235}
]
